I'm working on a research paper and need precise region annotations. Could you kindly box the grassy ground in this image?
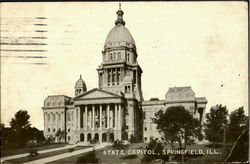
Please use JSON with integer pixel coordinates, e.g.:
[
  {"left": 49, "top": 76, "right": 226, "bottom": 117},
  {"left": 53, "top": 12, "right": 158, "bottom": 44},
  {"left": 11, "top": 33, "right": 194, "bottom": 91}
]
[
  {"left": 2, "top": 142, "right": 232, "bottom": 163},
  {"left": 4, "top": 146, "right": 90, "bottom": 163},
  {"left": 1, "top": 143, "right": 67, "bottom": 157},
  {"left": 53, "top": 143, "right": 231, "bottom": 163},
  {"left": 53, "top": 143, "right": 147, "bottom": 164}
]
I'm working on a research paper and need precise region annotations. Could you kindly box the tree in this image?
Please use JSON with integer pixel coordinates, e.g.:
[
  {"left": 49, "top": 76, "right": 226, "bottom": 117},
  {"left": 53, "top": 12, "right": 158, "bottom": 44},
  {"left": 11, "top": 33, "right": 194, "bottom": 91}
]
[
  {"left": 225, "top": 124, "right": 249, "bottom": 162},
  {"left": 227, "top": 107, "right": 247, "bottom": 142},
  {"left": 9, "top": 110, "right": 31, "bottom": 129},
  {"left": 153, "top": 106, "right": 202, "bottom": 150},
  {"left": 205, "top": 104, "right": 228, "bottom": 143},
  {"left": 9, "top": 110, "right": 31, "bottom": 147}
]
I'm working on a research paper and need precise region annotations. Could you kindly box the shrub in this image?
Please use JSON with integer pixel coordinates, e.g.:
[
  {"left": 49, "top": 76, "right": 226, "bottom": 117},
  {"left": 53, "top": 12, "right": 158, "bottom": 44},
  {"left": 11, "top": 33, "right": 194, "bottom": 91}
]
[
  {"left": 76, "top": 151, "right": 99, "bottom": 163},
  {"left": 120, "top": 154, "right": 138, "bottom": 160},
  {"left": 112, "top": 140, "right": 127, "bottom": 150},
  {"left": 141, "top": 139, "right": 169, "bottom": 163},
  {"left": 129, "top": 134, "right": 137, "bottom": 143}
]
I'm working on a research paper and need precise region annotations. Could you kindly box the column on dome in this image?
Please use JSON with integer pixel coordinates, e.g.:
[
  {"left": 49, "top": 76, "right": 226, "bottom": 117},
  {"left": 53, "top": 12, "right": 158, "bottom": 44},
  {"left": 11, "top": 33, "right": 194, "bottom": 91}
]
[
  {"left": 110, "top": 68, "right": 113, "bottom": 85},
  {"left": 116, "top": 68, "right": 118, "bottom": 84}
]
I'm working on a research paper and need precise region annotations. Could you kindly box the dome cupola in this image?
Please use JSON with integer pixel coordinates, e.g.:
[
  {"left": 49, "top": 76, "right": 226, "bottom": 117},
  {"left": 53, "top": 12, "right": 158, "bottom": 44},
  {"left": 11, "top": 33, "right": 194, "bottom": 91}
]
[{"left": 75, "top": 74, "right": 87, "bottom": 96}]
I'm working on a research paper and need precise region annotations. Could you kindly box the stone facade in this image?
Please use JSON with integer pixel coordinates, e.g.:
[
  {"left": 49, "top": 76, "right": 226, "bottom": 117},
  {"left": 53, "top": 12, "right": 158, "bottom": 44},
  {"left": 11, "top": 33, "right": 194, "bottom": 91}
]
[
  {"left": 42, "top": 6, "right": 207, "bottom": 145},
  {"left": 142, "top": 87, "right": 207, "bottom": 143}
]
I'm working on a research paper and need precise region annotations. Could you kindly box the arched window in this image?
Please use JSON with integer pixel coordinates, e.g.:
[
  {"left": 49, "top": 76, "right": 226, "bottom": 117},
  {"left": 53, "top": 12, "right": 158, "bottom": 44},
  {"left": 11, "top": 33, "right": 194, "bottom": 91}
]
[
  {"left": 118, "top": 52, "right": 121, "bottom": 60},
  {"left": 53, "top": 128, "right": 56, "bottom": 132},
  {"left": 47, "top": 114, "right": 50, "bottom": 122},
  {"left": 53, "top": 114, "right": 56, "bottom": 121},
  {"left": 67, "top": 112, "right": 71, "bottom": 121},
  {"left": 48, "top": 128, "right": 50, "bottom": 132},
  {"left": 58, "top": 114, "right": 61, "bottom": 121},
  {"left": 68, "top": 128, "right": 70, "bottom": 132}
]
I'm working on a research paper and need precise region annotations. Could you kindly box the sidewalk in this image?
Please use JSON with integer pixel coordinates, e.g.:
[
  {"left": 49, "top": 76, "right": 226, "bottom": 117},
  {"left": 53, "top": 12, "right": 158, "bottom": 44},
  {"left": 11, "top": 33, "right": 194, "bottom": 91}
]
[
  {"left": 1, "top": 144, "right": 76, "bottom": 162},
  {"left": 24, "top": 143, "right": 109, "bottom": 164}
]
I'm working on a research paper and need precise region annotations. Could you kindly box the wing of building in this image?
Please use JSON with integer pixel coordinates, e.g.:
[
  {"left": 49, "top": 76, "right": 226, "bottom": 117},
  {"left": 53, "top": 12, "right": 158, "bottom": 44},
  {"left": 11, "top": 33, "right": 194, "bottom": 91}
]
[{"left": 42, "top": 5, "right": 207, "bottom": 144}]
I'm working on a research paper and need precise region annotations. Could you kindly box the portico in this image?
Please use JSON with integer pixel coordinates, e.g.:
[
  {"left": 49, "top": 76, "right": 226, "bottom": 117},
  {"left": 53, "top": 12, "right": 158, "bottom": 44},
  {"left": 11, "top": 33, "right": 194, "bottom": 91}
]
[{"left": 73, "top": 88, "right": 124, "bottom": 143}]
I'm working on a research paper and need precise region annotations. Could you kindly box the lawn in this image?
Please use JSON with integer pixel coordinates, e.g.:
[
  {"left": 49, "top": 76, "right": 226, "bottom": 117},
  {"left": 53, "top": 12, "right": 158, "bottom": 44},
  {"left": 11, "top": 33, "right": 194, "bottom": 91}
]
[
  {"left": 3, "top": 146, "right": 90, "bottom": 163},
  {"left": 52, "top": 143, "right": 147, "bottom": 164},
  {"left": 1, "top": 143, "right": 67, "bottom": 157},
  {"left": 52, "top": 143, "right": 232, "bottom": 163}
]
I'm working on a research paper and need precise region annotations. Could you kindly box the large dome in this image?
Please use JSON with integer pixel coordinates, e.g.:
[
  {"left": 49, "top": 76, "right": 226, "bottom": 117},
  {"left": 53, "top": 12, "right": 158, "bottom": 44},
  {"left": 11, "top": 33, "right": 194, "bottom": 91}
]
[
  {"left": 104, "top": 25, "right": 135, "bottom": 47},
  {"left": 104, "top": 5, "right": 135, "bottom": 49}
]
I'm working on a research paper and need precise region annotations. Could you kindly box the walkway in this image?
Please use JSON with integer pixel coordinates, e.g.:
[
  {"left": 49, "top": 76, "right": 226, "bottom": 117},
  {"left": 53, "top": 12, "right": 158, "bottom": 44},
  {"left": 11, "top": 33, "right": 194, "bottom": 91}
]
[
  {"left": 1, "top": 144, "right": 76, "bottom": 162},
  {"left": 24, "top": 143, "right": 109, "bottom": 164},
  {"left": 1, "top": 143, "right": 110, "bottom": 164}
]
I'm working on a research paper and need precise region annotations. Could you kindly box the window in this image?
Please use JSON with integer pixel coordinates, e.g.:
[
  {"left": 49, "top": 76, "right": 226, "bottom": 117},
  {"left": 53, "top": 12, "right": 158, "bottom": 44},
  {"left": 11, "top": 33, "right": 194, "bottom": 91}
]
[
  {"left": 118, "top": 52, "right": 121, "bottom": 59},
  {"left": 58, "top": 114, "right": 61, "bottom": 121},
  {"left": 67, "top": 113, "right": 71, "bottom": 121},
  {"left": 48, "top": 128, "right": 50, "bottom": 132},
  {"left": 68, "top": 128, "right": 70, "bottom": 132},
  {"left": 144, "top": 137, "right": 147, "bottom": 141},
  {"left": 53, "top": 128, "right": 55, "bottom": 132},
  {"left": 144, "top": 127, "right": 147, "bottom": 131},
  {"left": 47, "top": 115, "right": 50, "bottom": 121},
  {"left": 53, "top": 114, "right": 55, "bottom": 121},
  {"left": 68, "top": 136, "right": 70, "bottom": 141}
]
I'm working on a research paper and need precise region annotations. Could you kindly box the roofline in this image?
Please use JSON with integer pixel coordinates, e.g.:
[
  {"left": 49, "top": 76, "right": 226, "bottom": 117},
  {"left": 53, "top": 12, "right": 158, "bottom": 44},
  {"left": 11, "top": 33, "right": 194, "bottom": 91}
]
[
  {"left": 46, "top": 95, "right": 72, "bottom": 99},
  {"left": 73, "top": 88, "right": 122, "bottom": 100}
]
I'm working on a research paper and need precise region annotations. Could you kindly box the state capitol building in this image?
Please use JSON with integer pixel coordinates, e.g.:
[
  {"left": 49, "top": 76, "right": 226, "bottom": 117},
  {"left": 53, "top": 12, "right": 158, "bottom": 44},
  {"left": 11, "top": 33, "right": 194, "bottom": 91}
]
[{"left": 42, "top": 5, "right": 207, "bottom": 144}]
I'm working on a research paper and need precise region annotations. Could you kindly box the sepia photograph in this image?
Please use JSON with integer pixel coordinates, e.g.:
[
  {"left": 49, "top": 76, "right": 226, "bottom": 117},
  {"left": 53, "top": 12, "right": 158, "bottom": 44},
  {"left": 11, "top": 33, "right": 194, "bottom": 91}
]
[{"left": 0, "top": 1, "right": 248, "bottom": 163}]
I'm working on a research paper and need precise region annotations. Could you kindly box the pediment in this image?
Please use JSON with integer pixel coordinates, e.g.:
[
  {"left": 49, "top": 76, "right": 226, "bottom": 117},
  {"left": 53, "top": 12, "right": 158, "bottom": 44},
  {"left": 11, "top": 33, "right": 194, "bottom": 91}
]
[{"left": 74, "top": 88, "right": 121, "bottom": 100}]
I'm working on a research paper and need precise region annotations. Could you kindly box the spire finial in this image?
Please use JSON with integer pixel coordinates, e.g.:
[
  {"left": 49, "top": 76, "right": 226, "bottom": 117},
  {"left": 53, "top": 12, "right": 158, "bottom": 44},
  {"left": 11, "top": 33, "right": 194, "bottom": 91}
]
[
  {"left": 80, "top": 74, "right": 82, "bottom": 79},
  {"left": 115, "top": 2, "right": 125, "bottom": 26}
]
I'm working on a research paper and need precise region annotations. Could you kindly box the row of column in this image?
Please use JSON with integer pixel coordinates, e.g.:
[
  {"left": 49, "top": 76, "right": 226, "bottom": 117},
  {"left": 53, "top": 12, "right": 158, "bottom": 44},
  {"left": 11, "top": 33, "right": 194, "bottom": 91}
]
[
  {"left": 102, "top": 67, "right": 125, "bottom": 86},
  {"left": 107, "top": 68, "right": 121, "bottom": 84},
  {"left": 76, "top": 104, "right": 122, "bottom": 131}
]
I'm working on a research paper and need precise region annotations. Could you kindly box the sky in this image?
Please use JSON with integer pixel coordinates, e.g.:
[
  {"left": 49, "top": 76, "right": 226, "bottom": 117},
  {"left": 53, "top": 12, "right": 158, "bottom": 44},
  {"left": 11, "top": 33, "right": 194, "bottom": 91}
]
[{"left": 1, "top": 2, "right": 248, "bottom": 130}]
